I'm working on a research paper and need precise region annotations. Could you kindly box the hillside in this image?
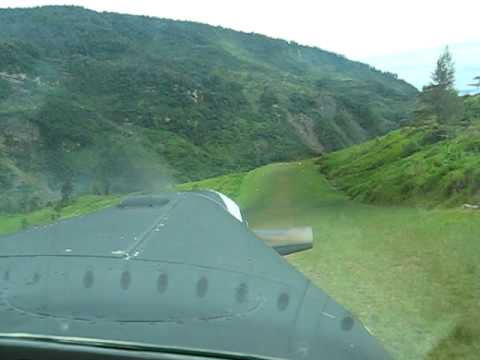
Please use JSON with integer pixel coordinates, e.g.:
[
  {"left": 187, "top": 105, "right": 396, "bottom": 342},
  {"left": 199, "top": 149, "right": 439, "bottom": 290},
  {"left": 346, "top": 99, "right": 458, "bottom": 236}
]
[
  {"left": 0, "top": 5, "right": 417, "bottom": 212},
  {"left": 4, "top": 160, "right": 480, "bottom": 359},
  {"left": 318, "top": 95, "right": 480, "bottom": 207}
]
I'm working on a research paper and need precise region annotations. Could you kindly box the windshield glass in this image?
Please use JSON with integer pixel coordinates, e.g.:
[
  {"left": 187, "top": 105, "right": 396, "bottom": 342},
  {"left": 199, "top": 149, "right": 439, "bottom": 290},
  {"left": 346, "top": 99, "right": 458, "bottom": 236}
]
[{"left": 0, "top": 1, "right": 479, "bottom": 359}]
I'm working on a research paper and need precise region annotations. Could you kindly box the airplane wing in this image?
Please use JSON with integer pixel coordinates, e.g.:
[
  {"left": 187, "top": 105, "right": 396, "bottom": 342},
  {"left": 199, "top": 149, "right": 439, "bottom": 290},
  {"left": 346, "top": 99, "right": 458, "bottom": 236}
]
[{"left": 0, "top": 192, "right": 391, "bottom": 359}]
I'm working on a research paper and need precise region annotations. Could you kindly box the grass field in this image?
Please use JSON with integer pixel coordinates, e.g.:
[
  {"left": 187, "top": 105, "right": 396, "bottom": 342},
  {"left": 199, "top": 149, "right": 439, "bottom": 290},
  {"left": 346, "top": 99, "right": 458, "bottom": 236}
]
[
  {"left": 318, "top": 125, "right": 480, "bottom": 208},
  {"left": 1, "top": 160, "right": 479, "bottom": 358},
  {"left": 0, "top": 195, "right": 122, "bottom": 236}
]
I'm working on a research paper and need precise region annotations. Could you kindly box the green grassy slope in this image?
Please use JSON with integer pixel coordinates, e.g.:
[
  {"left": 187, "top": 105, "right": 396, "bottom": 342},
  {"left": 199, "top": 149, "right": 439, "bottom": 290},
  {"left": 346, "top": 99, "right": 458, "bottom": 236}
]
[
  {"left": 2, "top": 160, "right": 479, "bottom": 358},
  {"left": 176, "top": 160, "right": 480, "bottom": 359},
  {"left": 0, "top": 5, "right": 417, "bottom": 212},
  {"left": 318, "top": 124, "right": 480, "bottom": 207},
  {"left": 176, "top": 171, "right": 246, "bottom": 200}
]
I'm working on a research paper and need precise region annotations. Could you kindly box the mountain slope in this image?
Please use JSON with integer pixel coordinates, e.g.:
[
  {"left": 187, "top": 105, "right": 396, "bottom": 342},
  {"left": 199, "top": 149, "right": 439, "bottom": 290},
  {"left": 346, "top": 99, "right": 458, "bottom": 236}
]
[
  {"left": 318, "top": 96, "right": 480, "bottom": 207},
  {"left": 0, "top": 5, "right": 417, "bottom": 212}
]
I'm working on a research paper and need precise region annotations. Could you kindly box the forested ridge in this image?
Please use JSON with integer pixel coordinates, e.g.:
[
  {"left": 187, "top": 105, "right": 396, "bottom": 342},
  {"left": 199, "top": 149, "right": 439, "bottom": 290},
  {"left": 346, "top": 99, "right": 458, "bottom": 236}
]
[{"left": 0, "top": 5, "right": 417, "bottom": 212}]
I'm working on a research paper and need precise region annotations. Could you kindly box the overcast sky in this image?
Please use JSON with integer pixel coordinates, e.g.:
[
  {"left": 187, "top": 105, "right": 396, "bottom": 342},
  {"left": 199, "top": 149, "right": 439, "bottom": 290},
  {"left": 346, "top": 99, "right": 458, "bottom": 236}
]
[{"left": 2, "top": 0, "right": 479, "bottom": 89}]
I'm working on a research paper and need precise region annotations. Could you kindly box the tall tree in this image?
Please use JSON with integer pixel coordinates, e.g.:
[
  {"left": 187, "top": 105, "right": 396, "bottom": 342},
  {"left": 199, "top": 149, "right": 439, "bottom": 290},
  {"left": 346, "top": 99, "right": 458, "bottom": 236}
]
[
  {"left": 431, "top": 46, "right": 456, "bottom": 90},
  {"left": 417, "top": 46, "right": 463, "bottom": 124}
]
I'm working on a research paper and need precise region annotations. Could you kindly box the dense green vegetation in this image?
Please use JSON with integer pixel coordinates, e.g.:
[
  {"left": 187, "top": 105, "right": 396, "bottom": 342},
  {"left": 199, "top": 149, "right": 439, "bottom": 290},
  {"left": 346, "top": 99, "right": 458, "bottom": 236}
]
[
  {"left": 318, "top": 95, "right": 480, "bottom": 207},
  {"left": 0, "top": 5, "right": 417, "bottom": 213}
]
